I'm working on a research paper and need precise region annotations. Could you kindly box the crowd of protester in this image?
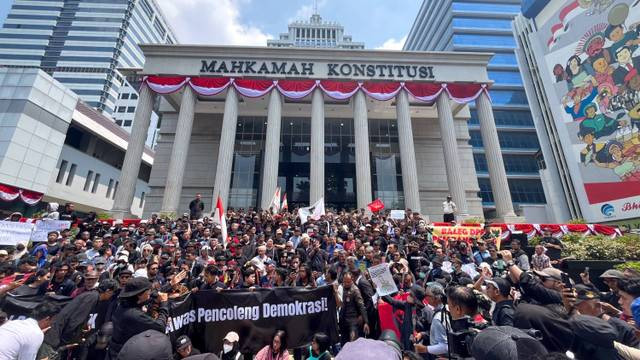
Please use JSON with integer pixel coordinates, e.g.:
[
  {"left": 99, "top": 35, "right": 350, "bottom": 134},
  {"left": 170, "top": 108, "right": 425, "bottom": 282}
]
[{"left": 0, "top": 201, "right": 639, "bottom": 359}]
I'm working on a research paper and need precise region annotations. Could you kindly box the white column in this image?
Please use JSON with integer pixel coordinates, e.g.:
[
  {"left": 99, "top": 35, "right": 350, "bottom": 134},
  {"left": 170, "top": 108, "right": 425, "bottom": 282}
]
[
  {"left": 436, "top": 93, "right": 468, "bottom": 216},
  {"left": 353, "top": 90, "right": 372, "bottom": 209},
  {"left": 111, "top": 84, "right": 154, "bottom": 219},
  {"left": 212, "top": 88, "right": 239, "bottom": 208},
  {"left": 310, "top": 88, "right": 325, "bottom": 204},
  {"left": 396, "top": 89, "right": 421, "bottom": 213},
  {"left": 160, "top": 87, "right": 196, "bottom": 214},
  {"left": 260, "top": 89, "right": 282, "bottom": 210},
  {"left": 476, "top": 91, "right": 520, "bottom": 221}
]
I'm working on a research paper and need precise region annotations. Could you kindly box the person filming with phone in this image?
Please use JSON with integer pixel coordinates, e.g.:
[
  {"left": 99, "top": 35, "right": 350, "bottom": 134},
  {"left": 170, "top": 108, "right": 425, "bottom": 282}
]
[{"left": 500, "top": 250, "right": 563, "bottom": 308}]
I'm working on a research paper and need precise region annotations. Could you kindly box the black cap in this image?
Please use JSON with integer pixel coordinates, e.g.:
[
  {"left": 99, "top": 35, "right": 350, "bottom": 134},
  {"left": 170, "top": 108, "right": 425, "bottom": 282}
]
[
  {"left": 575, "top": 284, "right": 600, "bottom": 302},
  {"left": 485, "top": 277, "right": 511, "bottom": 297},
  {"left": 569, "top": 315, "right": 618, "bottom": 359},
  {"left": 175, "top": 335, "right": 191, "bottom": 350},
  {"left": 117, "top": 330, "right": 173, "bottom": 360},
  {"left": 119, "top": 277, "right": 151, "bottom": 298},
  {"left": 471, "top": 326, "right": 548, "bottom": 360}
]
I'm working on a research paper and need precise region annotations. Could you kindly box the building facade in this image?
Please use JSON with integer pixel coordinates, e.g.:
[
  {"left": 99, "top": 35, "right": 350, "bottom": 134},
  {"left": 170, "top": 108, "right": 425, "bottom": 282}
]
[
  {"left": 404, "top": 0, "right": 548, "bottom": 220},
  {"left": 0, "top": 67, "right": 150, "bottom": 218},
  {"left": 514, "top": 0, "right": 640, "bottom": 223},
  {"left": 0, "top": 0, "right": 175, "bottom": 145},
  {"left": 267, "top": 13, "right": 364, "bottom": 49},
  {"left": 109, "top": 44, "right": 522, "bottom": 223}
]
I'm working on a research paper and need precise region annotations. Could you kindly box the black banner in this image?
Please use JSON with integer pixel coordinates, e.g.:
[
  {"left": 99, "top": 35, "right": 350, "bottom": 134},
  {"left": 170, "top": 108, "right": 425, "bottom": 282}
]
[
  {"left": 166, "top": 286, "right": 338, "bottom": 354},
  {"left": 1, "top": 294, "right": 71, "bottom": 320}
]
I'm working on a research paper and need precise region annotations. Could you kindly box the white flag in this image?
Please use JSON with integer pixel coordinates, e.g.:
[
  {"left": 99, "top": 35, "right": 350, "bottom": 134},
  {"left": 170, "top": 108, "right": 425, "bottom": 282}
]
[
  {"left": 298, "top": 197, "right": 325, "bottom": 224},
  {"left": 270, "top": 187, "right": 281, "bottom": 213}
]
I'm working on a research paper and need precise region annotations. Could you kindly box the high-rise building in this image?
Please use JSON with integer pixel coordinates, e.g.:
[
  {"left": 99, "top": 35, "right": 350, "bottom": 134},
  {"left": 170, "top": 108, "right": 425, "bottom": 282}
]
[
  {"left": 267, "top": 12, "right": 364, "bottom": 49},
  {"left": 404, "top": 0, "right": 548, "bottom": 220},
  {"left": 0, "top": 0, "right": 176, "bottom": 145}
]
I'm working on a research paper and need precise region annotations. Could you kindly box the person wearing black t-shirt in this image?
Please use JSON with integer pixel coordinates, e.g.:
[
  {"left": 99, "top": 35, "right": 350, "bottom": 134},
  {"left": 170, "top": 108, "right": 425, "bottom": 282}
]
[{"left": 540, "top": 230, "right": 563, "bottom": 262}]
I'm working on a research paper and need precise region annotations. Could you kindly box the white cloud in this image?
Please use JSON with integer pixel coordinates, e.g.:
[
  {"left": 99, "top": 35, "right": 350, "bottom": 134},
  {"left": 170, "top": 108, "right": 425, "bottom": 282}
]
[
  {"left": 288, "top": 0, "right": 328, "bottom": 22},
  {"left": 375, "top": 35, "right": 408, "bottom": 50},
  {"left": 155, "top": 0, "right": 273, "bottom": 46}
]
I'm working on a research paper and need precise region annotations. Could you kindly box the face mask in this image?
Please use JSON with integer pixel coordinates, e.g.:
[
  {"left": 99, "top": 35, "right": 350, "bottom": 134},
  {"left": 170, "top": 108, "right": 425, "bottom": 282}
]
[{"left": 223, "top": 344, "right": 233, "bottom": 354}]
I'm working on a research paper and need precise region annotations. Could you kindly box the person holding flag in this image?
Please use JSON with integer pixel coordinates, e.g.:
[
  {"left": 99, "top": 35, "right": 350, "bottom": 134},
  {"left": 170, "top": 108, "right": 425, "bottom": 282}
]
[{"left": 270, "top": 187, "right": 282, "bottom": 214}]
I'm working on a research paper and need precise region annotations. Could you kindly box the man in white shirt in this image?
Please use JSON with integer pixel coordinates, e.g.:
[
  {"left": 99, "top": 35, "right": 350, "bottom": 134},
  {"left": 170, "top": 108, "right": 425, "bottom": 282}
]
[
  {"left": 0, "top": 301, "right": 59, "bottom": 360},
  {"left": 442, "top": 195, "right": 457, "bottom": 223}
]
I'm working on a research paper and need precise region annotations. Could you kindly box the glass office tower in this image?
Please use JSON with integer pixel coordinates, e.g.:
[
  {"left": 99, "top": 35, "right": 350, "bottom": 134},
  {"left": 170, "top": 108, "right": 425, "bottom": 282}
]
[
  {"left": 404, "top": 0, "right": 546, "bottom": 217},
  {"left": 0, "top": 0, "right": 176, "bottom": 122}
]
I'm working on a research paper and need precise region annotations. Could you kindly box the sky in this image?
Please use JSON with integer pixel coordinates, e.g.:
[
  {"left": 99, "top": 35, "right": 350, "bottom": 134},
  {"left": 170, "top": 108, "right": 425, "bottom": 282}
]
[{"left": 0, "top": 0, "right": 421, "bottom": 49}]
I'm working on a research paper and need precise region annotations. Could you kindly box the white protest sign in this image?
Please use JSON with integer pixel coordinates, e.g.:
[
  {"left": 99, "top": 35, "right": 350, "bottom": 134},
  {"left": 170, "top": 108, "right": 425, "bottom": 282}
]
[
  {"left": 31, "top": 220, "right": 71, "bottom": 242},
  {"left": 441, "top": 261, "right": 453, "bottom": 273},
  {"left": 0, "top": 220, "right": 34, "bottom": 245},
  {"left": 390, "top": 210, "right": 405, "bottom": 220},
  {"left": 461, "top": 263, "right": 479, "bottom": 279},
  {"left": 368, "top": 263, "right": 398, "bottom": 297}
]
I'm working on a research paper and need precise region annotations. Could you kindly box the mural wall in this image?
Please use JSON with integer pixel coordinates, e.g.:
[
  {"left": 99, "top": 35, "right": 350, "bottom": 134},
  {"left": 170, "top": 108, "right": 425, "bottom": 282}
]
[{"left": 535, "top": 0, "right": 640, "bottom": 222}]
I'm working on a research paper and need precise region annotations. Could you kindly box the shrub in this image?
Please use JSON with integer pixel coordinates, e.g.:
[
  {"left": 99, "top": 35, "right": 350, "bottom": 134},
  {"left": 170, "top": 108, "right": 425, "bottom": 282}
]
[
  {"left": 615, "top": 261, "right": 640, "bottom": 274},
  {"left": 529, "top": 236, "right": 541, "bottom": 247},
  {"left": 462, "top": 217, "right": 484, "bottom": 225},
  {"left": 561, "top": 233, "right": 640, "bottom": 260},
  {"left": 568, "top": 218, "right": 587, "bottom": 224}
]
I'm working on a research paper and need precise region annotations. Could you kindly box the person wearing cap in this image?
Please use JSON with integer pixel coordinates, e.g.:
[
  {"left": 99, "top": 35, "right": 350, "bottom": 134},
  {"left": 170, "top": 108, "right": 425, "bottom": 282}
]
[
  {"left": 484, "top": 277, "right": 515, "bottom": 326},
  {"left": 0, "top": 249, "right": 8, "bottom": 262},
  {"left": 472, "top": 239, "right": 491, "bottom": 265},
  {"left": 562, "top": 284, "right": 639, "bottom": 348},
  {"left": 70, "top": 270, "right": 100, "bottom": 298},
  {"left": 108, "top": 277, "right": 170, "bottom": 359},
  {"left": 599, "top": 269, "right": 625, "bottom": 307},
  {"left": 470, "top": 326, "right": 548, "bottom": 360},
  {"left": 174, "top": 335, "right": 200, "bottom": 359},
  {"left": 442, "top": 195, "right": 456, "bottom": 223},
  {"left": 219, "top": 331, "right": 243, "bottom": 360},
  {"left": 501, "top": 250, "right": 563, "bottom": 307},
  {"left": 531, "top": 244, "right": 551, "bottom": 271}
]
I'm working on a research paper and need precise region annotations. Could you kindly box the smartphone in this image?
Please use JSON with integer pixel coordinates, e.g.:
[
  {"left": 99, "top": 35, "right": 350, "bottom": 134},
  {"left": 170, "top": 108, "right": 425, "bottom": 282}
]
[{"left": 561, "top": 272, "right": 572, "bottom": 289}]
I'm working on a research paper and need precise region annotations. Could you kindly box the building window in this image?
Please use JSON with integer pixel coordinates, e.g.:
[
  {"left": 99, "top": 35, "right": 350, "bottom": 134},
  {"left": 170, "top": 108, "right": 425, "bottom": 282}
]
[
  {"left": 131, "top": 93, "right": 138, "bottom": 100},
  {"left": 117, "top": 107, "right": 126, "bottom": 113},
  {"left": 106, "top": 179, "right": 114, "bottom": 198},
  {"left": 83, "top": 171, "right": 94, "bottom": 191},
  {"left": 123, "top": 120, "right": 132, "bottom": 127},
  {"left": 91, "top": 173, "right": 101, "bottom": 194},
  {"left": 65, "top": 163, "right": 77, "bottom": 186},
  {"left": 139, "top": 192, "right": 145, "bottom": 208},
  {"left": 127, "top": 106, "right": 135, "bottom": 113},
  {"left": 115, "top": 120, "right": 123, "bottom": 126},
  {"left": 56, "top": 160, "right": 68, "bottom": 183},
  {"left": 112, "top": 181, "right": 118, "bottom": 200},
  {"left": 120, "top": 93, "right": 129, "bottom": 100}
]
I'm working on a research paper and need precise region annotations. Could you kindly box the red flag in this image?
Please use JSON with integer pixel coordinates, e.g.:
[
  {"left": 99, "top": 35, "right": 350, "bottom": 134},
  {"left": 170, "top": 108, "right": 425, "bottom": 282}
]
[
  {"left": 281, "top": 193, "right": 288, "bottom": 210},
  {"left": 367, "top": 198, "right": 385, "bottom": 212}
]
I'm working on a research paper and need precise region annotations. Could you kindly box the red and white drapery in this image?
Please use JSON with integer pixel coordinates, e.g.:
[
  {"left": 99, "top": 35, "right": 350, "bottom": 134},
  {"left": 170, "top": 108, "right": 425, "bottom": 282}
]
[
  {"left": 143, "top": 76, "right": 490, "bottom": 104},
  {"left": 0, "top": 184, "right": 44, "bottom": 205},
  {"left": 493, "top": 223, "right": 622, "bottom": 240}
]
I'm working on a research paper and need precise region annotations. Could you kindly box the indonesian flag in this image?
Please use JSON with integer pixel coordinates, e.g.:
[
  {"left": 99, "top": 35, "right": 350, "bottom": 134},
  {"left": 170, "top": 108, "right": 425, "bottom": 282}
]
[
  {"left": 281, "top": 193, "right": 288, "bottom": 211},
  {"left": 367, "top": 198, "right": 385, "bottom": 213},
  {"left": 214, "top": 196, "right": 228, "bottom": 247},
  {"left": 546, "top": 1, "right": 586, "bottom": 49},
  {"left": 298, "top": 197, "right": 325, "bottom": 224},
  {"left": 270, "top": 187, "right": 281, "bottom": 213}
]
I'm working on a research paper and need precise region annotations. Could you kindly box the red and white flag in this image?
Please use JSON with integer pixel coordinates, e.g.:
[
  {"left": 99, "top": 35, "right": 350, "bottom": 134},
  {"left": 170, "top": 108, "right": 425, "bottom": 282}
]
[
  {"left": 214, "top": 196, "right": 228, "bottom": 247},
  {"left": 281, "top": 193, "right": 288, "bottom": 210},
  {"left": 270, "top": 187, "right": 281, "bottom": 213}
]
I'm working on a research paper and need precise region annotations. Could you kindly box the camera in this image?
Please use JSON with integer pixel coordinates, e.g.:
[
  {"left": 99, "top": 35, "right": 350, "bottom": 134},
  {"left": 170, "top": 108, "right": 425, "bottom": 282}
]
[{"left": 448, "top": 316, "right": 489, "bottom": 359}]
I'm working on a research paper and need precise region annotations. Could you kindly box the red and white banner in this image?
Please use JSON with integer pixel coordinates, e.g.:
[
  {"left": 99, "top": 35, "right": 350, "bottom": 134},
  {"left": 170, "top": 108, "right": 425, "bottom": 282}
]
[
  {"left": 0, "top": 184, "right": 20, "bottom": 202},
  {"left": 143, "top": 76, "right": 490, "bottom": 104},
  {"left": 20, "top": 189, "right": 43, "bottom": 205},
  {"left": 491, "top": 223, "right": 622, "bottom": 240},
  {"left": 189, "top": 77, "right": 232, "bottom": 96},
  {"left": 144, "top": 76, "right": 189, "bottom": 94},
  {"left": 546, "top": 1, "right": 585, "bottom": 49},
  {"left": 0, "top": 184, "right": 43, "bottom": 205},
  {"left": 214, "top": 196, "right": 228, "bottom": 247}
]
